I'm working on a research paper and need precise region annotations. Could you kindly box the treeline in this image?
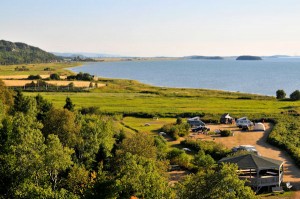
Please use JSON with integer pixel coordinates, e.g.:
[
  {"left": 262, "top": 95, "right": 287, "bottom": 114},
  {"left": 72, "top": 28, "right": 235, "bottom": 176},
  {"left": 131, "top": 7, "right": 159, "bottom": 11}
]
[
  {"left": 0, "top": 40, "right": 59, "bottom": 65},
  {"left": 0, "top": 81, "right": 256, "bottom": 198}
]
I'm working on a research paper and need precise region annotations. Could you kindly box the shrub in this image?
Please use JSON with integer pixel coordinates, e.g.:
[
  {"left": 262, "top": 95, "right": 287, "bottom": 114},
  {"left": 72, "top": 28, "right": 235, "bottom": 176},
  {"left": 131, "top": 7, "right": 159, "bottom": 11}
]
[
  {"left": 290, "top": 90, "right": 300, "bottom": 101},
  {"left": 167, "top": 148, "right": 192, "bottom": 169},
  {"left": 28, "top": 75, "right": 42, "bottom": 80},
  {"left": 50, "top": 73, "right": 60, "bottom": 80},
  {"left": 181, "top": 139, "right": 230, "bottom": 160},
  {"left": 276, "top": 89, "right": 286, "bottom": 99},
  {"left": 220, "top": 130, "right": 233, "bottom": 137},
  {"left": 160, "top": 123, "right": 190, "bottom": 140}
]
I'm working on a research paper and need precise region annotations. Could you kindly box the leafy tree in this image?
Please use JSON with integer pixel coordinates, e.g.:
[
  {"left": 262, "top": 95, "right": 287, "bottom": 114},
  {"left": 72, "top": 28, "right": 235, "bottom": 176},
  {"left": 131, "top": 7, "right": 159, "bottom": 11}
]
[
  {"left": 12, "top": 90, "right": 37, "bottom": 115},
  {"left": 176, "top": 163, "right": 257, "bottom": 199},
  {"left": 193, "top": 150, "right": 215, "bottom": 169},
  {"left": 118, "top": 133, "right": 157, "bottom": 159},
  {"left": 290, "top": 90, "right": 300, "bottom": 101},
  {"left": 42, "top": 108, "right": 80, "bottom": 147},
  {"left": 50, "top": 73, "right": 60, "bottom": 80},
  {"left": 115, "top": 153, "right": 174, "bottom": 199},
  {"left": 76, "top": 115, "right": 116, "bottom": 168},
  {"left": 276, "top": 89, "right": 286, "bottom": 99},
  {"left": 0, "top": 80, "right": 14, "bottom": 108},
  {"left": 0, "top": 113, "right": 45, "bottom": 197},
  {"left": 66, "top": 164, "right": 93, "bottom": 197},
  {"left": 64, "top": 97, "right": 75, "bottom": 111},
  {"left": 45, "top": 134, "right": 74, "bottom": 190},
  {"left": 35, "top": 94, "right": 53, "bottom": 121}
]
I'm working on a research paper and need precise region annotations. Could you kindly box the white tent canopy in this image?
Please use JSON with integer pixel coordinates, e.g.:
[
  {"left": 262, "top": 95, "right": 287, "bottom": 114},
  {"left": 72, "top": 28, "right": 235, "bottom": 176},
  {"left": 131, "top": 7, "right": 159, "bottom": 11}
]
[{"left": 254, "top": 123, "right": 265, "bottom": 131}]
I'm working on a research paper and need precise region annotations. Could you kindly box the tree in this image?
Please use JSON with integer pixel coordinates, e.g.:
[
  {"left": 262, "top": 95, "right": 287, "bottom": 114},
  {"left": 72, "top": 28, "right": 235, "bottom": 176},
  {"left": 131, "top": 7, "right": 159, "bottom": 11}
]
[
  {"left": 290, "top": 90, "right": 300, "bottom": 101},
  {"left": 276, "top": 89, "right": 286, "bottom": 99},
  {"left": 176, "top": 163, "right": 257, "bottom": 199},
  {"left": 0, "top": 113, "right": 46, "bottom": 197},
  {"left": 42, "top": 108, "right": 79, "bottom": 147},
  {"left": 115, "top": 153, "right": 174, "bottom": 199},
  {"left": 76, "top": 115, "right": 116, "bottom": 168},
  {"left": 12, "top": 90, "right": 37, "bottom": 115},
  {"left": 35, "top": 94, "right": 53, "bottom": 121},
  {"left": 45, "top": 134, "right": 74, "bottom": 190},
  {"left": 193, "top": 150, "right": 215, "bottom": 169},
  {"left": 49, "top": 73, "right": 60, "bottom": 80},
  {"left": 64, "top": 96, "right": 75, "bottom": 111},
  {"left": 118, "top": 133, "right": 157, "bottom": 159}
]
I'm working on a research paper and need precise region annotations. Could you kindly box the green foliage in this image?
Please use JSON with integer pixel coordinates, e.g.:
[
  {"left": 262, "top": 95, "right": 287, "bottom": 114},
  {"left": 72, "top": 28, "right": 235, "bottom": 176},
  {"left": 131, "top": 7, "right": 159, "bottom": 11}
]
[
  {"left": 176, "top": 163, "right": 257, "bottom": 199},
  {"left": 45, "top": 134, "right": 74, "bottom": 190},
  {"left": 67, "top": 72, "right": 94, "bottom": 81},
  {"left": 66, "top": 164, "right": 91, "bottom": 197},
  {"left": 12, "top": 90, "right": 37, "bottom": 115},
  {"left": 114, "top": 153, "right": 174, "bottom": 199},
  {"left": 268, "top": 116, "right": 300, "bottom": 166},
  {"left": 64, "top": 97, "right": 75, "bottom": 111},
  {"left": 0, "top": 40, "right": 59, "bottom": 65},
  {"left": 181, "top": 139, "right": 230, "bottom": 160},
  {"left": 220, "top": 129, "right": 233, "bottom": 137},
  {"left": 154, "top": 135, "right": 169, "bottom": 159},
  {"left": 193, "top": 150, "right": 215, "bottom": 170},
  {"left": 167, "top": 148, "right": 192, "bottom": 169},
  {"left": 35, "top": 94, "right": 53, "bottom": 121},
  {"left": 118, "top": 132, "right": 157, "bottom": 159},
  {"left": 276, "top": 89, "right": 286, "bottom": 99},
  {"left": 161, "top": 123, "right": 190, "bottom": 140},
  {"left": 42, "top": 108, "right": 80, "bottom": 147},
  {"left": 176, "top": 117, "right": 183, "bottom": 124},
  {"left": 50, "top": 73, "right": 61, "bottom": 80},
  {"left": 28, "top": 74, "right": 42, "bottom": 80},
  {"left": 76, "top": 115, "right": 116, "bottom": 168},
  {"left": 290, "top": 90, "right": 300, "bottom": 101}
]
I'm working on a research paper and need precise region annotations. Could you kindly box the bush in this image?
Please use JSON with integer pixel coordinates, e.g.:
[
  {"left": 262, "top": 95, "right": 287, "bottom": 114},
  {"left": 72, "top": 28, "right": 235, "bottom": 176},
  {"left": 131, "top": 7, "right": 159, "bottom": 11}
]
[
  {"left": 220, "top": 130, "right": 233, "bottom": 137},
  {"left": 276, "top": 89, "right": 286, "bottom": 99},
  {"left": 290, "top": 90, "right": 300, "bottom": 101},
  {"left": 160, "top": 123, "right": 190, "bottom": 140},
  {"left": 50, "top": 73, "right": 60, "bottom": 80},
  {"left": 28, "top": 75, "right": 42, "bottom": 80},
  {"left": 181, "top": 139, "right": 230, "bottom": 160},
  {"left": 67, "top": 72, "right": 94, "bottom": 81},
  {"left": 167, "top": 148, "right": 192, "bottom": 169}
]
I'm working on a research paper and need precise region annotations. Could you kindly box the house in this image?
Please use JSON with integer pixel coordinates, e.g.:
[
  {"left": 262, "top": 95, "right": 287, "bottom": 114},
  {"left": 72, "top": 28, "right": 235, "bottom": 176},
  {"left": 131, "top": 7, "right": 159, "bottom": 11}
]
[
  {"left": 220, "top": 113, "right": 234, "bottom": 124},
  {"left": 187, "top": 116, "right": 205, "bottom": 127},
  {"left": 218, "top": 154, "right": 284, "bottom": 193}
]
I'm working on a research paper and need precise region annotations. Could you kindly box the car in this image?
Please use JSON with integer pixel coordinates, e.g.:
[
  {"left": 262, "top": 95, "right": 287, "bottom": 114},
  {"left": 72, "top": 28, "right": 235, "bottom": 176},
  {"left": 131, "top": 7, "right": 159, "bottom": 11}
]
[
  {"left": 236, "top": 117, "right": 253, "bottom": 128},
  {"left": 182, "top": 148, "right": 192, "bottom": 152},
  {"left": 191, "top": 126, "right": 210, "bottom": 132},
  {"left": 232, "top": 145, "right": 261, "bottom": 156}
]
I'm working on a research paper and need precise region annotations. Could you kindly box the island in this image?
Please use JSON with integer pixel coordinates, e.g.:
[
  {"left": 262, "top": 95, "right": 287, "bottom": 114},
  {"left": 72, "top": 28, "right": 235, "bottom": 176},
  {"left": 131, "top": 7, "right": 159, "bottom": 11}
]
[
  {"left": 236, "top": 55, "right": 262, "bottom": 60},
  {"left": 185, "top": 55, "right": 223, "bottom": 60}
]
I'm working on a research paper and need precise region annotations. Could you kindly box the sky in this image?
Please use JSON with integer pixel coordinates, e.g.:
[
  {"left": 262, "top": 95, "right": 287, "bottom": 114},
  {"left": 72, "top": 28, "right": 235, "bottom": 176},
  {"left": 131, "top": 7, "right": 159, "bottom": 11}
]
[{"left": 1, "top": 0, "right": 300, "bottom": 57}]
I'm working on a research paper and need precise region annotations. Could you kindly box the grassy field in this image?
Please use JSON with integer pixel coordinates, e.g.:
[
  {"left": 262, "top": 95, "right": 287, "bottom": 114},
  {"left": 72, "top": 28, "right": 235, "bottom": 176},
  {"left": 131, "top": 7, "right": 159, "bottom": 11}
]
[
  {"left": 24, "top": 88, "right": 300, "bottom": 120},
  {"left": 0, "top": 62, "right": 82, "bottom": 76}
]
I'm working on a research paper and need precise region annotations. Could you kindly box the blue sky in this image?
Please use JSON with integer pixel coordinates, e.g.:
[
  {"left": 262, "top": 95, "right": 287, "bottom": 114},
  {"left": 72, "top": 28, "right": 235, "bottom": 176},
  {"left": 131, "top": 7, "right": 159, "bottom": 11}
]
[{"left": 1, "top": 0, "right": 300, "bottom": 56}]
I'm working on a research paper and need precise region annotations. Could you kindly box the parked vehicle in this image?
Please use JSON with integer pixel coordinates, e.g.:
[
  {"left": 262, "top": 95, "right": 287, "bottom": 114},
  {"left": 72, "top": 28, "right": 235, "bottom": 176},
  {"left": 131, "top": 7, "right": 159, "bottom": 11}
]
[
  {"left": 183, "top": 148, "right": 192, "bottom": 152},
  {"left": 187, "top": 117, "right": 205, "bottom": 127},
  {"left": 232, "top": 145, "right": 261, "bottom": 156},
  {"left": 236, "top": 117, "right": 253, "bottom": 128},
  {"left": 191, "top": 126, "right": 210, "bottom": 132}
]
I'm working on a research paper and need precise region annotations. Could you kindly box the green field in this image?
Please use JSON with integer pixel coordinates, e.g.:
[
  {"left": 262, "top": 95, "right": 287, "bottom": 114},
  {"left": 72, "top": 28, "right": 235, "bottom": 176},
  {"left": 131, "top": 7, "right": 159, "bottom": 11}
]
[
  {"left": 24, "top": 88, "right": 300, "bottom": 120},
  {"left": 0, "top": 62, "right": 82, "bottom": 76}
]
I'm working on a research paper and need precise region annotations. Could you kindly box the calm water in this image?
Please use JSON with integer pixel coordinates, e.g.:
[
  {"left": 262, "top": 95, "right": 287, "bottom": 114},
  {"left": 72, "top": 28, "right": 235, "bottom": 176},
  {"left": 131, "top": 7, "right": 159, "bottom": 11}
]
[{"left": 69, "top": 58, "right": 300, "bottom": 96}]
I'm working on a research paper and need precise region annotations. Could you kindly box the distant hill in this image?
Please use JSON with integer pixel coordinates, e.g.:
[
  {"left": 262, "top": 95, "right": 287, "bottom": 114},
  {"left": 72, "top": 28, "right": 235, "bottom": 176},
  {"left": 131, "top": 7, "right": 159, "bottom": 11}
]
[
  {"left": 236, "top": 55, "right": 262, "bottom": 60},
  {"left": 185, "top": 55, "right": 223, "bottom": 60},
  {"left": 0, "top": 40, "right": 59, "bottom": 65}
]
